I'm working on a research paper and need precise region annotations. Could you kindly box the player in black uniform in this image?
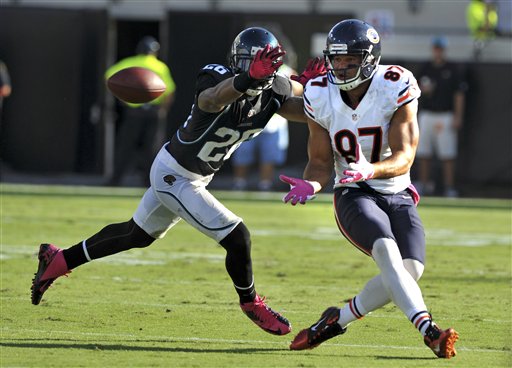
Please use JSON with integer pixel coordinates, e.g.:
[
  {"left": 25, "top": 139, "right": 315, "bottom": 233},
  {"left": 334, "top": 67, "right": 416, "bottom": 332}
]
[{"left": 31, "top": 27, "right": 320, "bottom": 336}]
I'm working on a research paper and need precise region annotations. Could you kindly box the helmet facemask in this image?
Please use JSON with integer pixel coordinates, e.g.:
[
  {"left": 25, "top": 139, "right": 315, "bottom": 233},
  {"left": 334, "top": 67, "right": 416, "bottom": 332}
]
[
  {"left": 324, "top": 47, "right": 380, "bottom": 91},
  {"left": 230, "top": 53, "right": 252, "bottom": 75},
  {"left": 228, "top": 27, "right": 280, "bottom": 97},
  {"left": 230, "top": 52, "right": 275, "bottom": 97}
]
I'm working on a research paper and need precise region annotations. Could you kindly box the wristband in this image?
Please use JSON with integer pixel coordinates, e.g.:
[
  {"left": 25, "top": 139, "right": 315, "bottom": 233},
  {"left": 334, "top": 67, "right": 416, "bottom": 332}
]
[
  {"left": 233, "top": 72, "right": 255, "bottom": 93},
  {"left": 309, "top": 180, "right": 322, "bottom": 193}
]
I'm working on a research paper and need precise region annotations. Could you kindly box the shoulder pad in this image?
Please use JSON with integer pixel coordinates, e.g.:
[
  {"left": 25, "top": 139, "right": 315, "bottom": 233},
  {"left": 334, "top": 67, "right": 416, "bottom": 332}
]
[
  {"left": 195, "top": 64, "right": 233, "bottom": 95},
  {"left": 376, "top": 65, "right": 421, "bottom": 108},
  {"left": 304, "top": 75, "right": 328, "bottom": 99},
  {"left": 271, "top": 74, "right": 292, "bottom": 97},
  {"left": 198, "top": 64, "right": 234, "bottom": 80},
  {"left": 303, "top": 76, "right": 329, "bottom": 122}
]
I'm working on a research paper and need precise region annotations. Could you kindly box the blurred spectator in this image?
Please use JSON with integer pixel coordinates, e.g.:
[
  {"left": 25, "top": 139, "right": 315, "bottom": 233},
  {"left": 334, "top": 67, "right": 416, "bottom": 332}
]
[
  {"left": 415, "top": 36, "right": 468, "bottom": 197},
  {"left": 0, "top": 59, "right": 12, "bottom": 126},
  {"left": 231, "top": 63, "right": 303, "bottom": 191},
  {"left": 105, "top": 36, "right": 176, "bottom": 187},
  {"left": 466, "top": 0, "right": 499, "bottom": 58}
]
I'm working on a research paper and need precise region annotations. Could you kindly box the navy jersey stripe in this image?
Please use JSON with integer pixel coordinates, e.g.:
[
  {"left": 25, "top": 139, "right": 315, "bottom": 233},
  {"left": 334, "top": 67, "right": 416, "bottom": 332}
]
[
  {"left": 398, "top": 97, "right": 417, "bottom": 108},
  {"left": 303, "top": 93, "right": 312, "bottom": 106},
  {"left": 398, "top": 85, "right": 409, "bottom": 96}
]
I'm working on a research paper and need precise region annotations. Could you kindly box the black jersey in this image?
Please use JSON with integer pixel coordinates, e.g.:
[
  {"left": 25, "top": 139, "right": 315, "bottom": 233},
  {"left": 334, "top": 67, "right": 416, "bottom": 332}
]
[
  {"left": 418, "top": 62, "right": 467, "bottom": 112},
  {"left": 168, "top": 63, "right": 292, "bottom": 176}
]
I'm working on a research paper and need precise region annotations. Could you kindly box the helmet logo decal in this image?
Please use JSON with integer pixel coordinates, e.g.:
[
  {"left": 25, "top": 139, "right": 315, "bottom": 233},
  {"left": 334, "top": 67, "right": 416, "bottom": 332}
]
[{"left": 367, "top": 28, "right": 380, "bottom": 44}]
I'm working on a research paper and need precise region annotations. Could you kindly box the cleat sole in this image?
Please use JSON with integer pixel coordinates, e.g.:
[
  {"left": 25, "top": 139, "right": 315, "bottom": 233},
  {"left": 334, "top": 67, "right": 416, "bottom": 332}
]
[{"left": 442, "top": 329, "right": 459, "bottom": 359}]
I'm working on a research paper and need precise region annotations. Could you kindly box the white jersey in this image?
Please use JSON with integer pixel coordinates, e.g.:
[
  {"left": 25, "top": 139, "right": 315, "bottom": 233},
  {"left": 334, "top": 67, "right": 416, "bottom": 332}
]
[{"left": 303, "top": 64, "right": 421, "bottom": 194}]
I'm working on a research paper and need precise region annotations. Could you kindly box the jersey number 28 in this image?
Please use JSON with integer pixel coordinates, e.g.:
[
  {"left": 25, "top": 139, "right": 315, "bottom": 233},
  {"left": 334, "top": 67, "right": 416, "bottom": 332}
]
[{"left": 197, "top": 127, "right": 261, "bottom": 162}]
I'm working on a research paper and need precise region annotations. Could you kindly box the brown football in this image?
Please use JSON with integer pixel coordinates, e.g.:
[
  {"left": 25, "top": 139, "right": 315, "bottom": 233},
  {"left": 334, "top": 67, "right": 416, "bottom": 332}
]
[{"left": 107, "top": 67, "right": 166, "bottom": 103}]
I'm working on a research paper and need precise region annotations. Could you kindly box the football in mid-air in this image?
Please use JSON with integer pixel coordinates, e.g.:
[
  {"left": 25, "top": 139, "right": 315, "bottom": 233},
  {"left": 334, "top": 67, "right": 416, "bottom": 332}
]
[{"left": 106, "top": 67, "right": 166, "bottom": 103}]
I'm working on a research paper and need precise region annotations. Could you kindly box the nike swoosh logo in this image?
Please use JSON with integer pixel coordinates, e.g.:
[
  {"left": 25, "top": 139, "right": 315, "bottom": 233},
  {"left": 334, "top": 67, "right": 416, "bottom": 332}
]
[{"left": 310, "top": 317, "right": 326, "bottom": 332}]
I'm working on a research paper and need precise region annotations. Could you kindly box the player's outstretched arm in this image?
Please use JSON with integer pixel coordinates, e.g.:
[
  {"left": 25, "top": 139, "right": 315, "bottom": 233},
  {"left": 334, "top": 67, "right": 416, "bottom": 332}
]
[
  {"left": 290, "top": 57, "right": 327, "bottom": 87},
  {"left": 278, "top": 96, "right": 307, "bottom": 123},
  {"left": 277, "top": 57, "right": 327, "bottom": 123},
  {"left": 198, "top": 45, "right": 285, "bottom": 113},
  {"left": 198, "top": 77, "right": 245, "bottom": 113}
]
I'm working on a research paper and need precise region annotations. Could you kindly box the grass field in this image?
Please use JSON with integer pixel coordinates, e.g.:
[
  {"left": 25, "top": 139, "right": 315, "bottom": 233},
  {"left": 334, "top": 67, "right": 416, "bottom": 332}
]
[{"left": 1, "top": 183, "right": 511, "bottom": 367}]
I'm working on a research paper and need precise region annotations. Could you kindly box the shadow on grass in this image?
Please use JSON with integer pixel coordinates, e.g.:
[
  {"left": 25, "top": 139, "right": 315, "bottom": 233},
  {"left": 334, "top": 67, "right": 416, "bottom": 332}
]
[
  {"left": 2, "top": 340, "right": 435, "bottom": 360},
  {"left": 0, "top": 341, "right": 282, "bottom": 354},
  {"left": 375, "top": 355, "right": 434, "bottom": 361}
]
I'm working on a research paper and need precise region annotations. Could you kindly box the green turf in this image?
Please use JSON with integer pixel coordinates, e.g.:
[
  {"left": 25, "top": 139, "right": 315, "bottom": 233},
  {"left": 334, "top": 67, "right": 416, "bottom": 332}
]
[{"left": 1, "top": 184, "right": 511, "bottom": 367}]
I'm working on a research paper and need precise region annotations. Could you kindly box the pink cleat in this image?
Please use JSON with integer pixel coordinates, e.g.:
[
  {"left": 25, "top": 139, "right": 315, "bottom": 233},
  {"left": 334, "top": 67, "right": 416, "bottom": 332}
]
[
  {"left": 31, "top": 244, "right": 69, "bottom": 305},
  {"left": 240, "top": 294, "right": 291, "bottom": 335}
]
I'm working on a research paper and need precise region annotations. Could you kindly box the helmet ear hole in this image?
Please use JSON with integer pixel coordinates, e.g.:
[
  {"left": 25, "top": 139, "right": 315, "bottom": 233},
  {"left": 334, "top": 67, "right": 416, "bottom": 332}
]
[{"left": 362, "top": 65, "right": 374, "bottom": 78}]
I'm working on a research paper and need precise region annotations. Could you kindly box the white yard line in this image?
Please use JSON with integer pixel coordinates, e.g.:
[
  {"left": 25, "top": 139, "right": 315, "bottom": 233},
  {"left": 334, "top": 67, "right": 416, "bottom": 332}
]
[{"left": 1, "top": 296, "right": 509, "bottom": 325}]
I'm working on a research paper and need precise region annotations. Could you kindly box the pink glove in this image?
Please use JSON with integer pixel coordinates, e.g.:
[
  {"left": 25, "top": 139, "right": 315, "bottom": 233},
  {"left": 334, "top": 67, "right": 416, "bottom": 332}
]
[
  {"left": 339, "top": 144, "right": 375, "bottom": 184},
  {"left": 279, "top": 175, "right": 316, "bottom": 205},
  {"left": 248, "top": 44, "right": 285, "bottom": 80},
  {"left": 290, "top": 57, "right": 327, "bottom": 87}
]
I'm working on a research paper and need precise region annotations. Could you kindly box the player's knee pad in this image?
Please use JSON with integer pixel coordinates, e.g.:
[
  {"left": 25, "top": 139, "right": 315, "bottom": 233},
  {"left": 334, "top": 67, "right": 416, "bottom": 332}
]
[
  {"left": 219, "top": 222, "right": 251, "bottom": 255},
  {"left": 403, "top": 258, "right": 424, "bottom": 281},
  {"left": 126, "top": 218, "right": 155, "bottom": 248}
]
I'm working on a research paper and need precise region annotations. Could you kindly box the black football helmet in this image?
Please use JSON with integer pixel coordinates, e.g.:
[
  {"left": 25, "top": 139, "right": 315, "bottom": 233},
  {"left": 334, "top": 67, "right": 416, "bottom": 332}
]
[
  {"left": 229, "top": 27, "right": 280, "bottom": 96},
  {"left": 323, "top": 19, "right": 381, "bottom": 91}
]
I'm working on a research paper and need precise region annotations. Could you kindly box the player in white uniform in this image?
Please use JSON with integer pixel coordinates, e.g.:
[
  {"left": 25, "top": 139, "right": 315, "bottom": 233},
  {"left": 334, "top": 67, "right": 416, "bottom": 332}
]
[
  {"left": 280, "top": 19, "right": 459, "bottom": 358},
  {"left": 304, "top": 63, "right": 417, "bottom": 194}
]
